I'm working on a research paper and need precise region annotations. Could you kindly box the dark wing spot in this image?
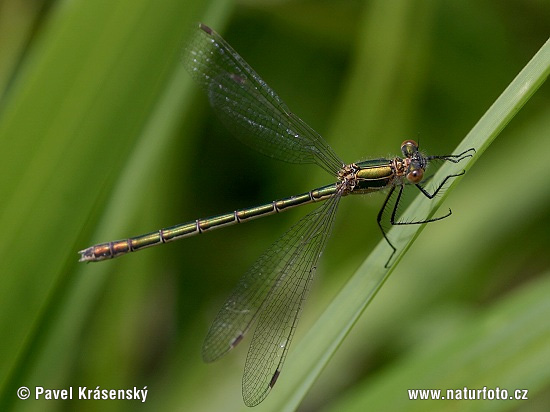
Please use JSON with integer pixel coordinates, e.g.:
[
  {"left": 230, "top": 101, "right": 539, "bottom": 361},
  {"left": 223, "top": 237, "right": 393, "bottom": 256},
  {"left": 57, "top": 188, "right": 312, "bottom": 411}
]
[
  {"left": 231, "top": 333, "right": 244, "bottom": 348},
  {"left": 199, "top": 23, "right": 213, "bottom": 35},
  {"left": 269, "top": 370, "right": 280, "bottom": 388},
  {"left": 230, "top": 73, "right": 246, "bottom": 85}
]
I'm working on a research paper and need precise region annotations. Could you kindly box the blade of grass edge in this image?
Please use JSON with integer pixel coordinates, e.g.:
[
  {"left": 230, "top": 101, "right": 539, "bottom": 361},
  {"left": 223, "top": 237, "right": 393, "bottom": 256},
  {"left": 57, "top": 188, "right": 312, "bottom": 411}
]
[{"left": 259, "top": 37, "right": 550, "bottom": 412}]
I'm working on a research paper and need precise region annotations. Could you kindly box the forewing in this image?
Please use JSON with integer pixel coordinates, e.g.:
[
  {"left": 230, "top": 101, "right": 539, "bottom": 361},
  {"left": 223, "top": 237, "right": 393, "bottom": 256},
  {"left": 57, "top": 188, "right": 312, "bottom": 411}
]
[{"left": 183, "top": 23, "right": 343, "bottom": 174}]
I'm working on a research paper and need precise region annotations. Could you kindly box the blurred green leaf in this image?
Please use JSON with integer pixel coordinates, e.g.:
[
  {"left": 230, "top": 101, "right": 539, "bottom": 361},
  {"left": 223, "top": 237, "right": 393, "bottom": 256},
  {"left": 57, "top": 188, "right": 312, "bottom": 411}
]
[{"left": 0, "top": 0, "right": 230, "bottom": 410}]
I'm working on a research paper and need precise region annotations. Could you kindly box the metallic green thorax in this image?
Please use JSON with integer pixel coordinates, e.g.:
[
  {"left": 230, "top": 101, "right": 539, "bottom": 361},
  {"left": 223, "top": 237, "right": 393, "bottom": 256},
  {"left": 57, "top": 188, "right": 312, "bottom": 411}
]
[
  {"left": 79, "top": 158, "right": 402, "bottom": 262},
  {"left": 351, "top": 158, "right": 397, "bottom": 193}
]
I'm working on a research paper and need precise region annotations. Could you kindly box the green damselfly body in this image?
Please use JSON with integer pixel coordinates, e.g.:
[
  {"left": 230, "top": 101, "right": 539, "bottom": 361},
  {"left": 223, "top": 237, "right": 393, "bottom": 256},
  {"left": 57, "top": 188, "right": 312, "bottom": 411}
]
[{"left": 79, "top": 23, "right": 475, "bottom": 407}]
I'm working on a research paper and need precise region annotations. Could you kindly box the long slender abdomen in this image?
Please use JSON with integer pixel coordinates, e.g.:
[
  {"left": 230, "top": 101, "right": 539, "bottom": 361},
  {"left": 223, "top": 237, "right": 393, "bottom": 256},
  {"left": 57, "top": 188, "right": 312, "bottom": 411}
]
[{"left": 78, "top": 184, "right": 337, "bottom": 262}]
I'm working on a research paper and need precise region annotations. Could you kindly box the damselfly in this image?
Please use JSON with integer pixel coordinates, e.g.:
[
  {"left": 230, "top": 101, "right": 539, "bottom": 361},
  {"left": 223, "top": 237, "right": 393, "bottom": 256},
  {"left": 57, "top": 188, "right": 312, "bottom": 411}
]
[{"left": 79, "top": 23, "right": 474, "bottom": 406}]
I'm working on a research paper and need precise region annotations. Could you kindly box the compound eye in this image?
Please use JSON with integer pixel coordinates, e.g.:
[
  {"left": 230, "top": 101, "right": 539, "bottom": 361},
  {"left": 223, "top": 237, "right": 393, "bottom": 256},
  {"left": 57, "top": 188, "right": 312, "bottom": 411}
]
[
  {"left": 407, "top": 168, "right": 424, "bottom": 183},
  {"left": 401, "top": 140, "right": 419, "bottom": 157}
]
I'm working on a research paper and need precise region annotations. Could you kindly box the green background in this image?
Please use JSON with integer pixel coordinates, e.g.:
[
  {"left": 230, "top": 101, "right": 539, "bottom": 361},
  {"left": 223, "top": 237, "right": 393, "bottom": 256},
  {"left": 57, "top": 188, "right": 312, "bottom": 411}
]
[{"left": 0, "top": 0, "right": 548, "bottom": 411}]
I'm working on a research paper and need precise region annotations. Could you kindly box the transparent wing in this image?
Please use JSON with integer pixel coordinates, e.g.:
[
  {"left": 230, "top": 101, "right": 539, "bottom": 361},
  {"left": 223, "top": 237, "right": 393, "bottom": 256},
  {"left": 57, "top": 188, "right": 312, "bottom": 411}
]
[
  {"left": 201, "top": 189, "right": 342, "bottom": 406},
  {"left": 183, "top": 23, "right": 343, "bottom": 175},
  {"left": 242, "top": 193, "right": 341, "bottom": 406}
]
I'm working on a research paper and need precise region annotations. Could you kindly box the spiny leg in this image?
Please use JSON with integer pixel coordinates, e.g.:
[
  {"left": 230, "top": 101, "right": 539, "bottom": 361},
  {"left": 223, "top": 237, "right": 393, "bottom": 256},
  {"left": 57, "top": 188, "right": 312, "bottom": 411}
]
[
  {"left": 390, "top": 171, "right": 467, "bottom": 228},
  {"left": 428, "top": 148, "right": 476, "bottom": 163},
  {"left": 417, "top": 147, "right": 475, "bottom": 194},
  {"left": 377, "top": 185, "right": 399, "bottom": 268},
  {"left": 415, "top": 169, "right": 465, "bottom": 200},
  {"left": 389, "top": 180, "right": 452, "bottom": 227},
  {"left": 379, "top": 168, "right": 467, "bottom": 267},
  {"left": 389, "top": 169, "right": 469, "bottom": 227}
]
